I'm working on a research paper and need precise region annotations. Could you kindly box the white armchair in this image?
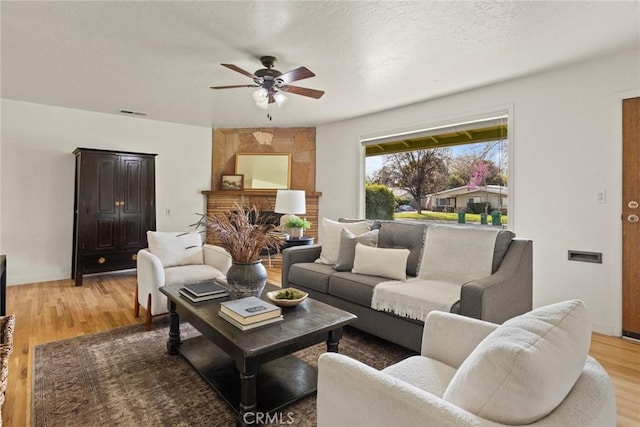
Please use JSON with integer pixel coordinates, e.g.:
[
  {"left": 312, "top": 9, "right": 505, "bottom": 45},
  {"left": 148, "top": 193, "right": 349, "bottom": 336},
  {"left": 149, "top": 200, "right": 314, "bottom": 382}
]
[
  {"left": 135, "top": 231, "right": 232, "bottom": 330},
  {"left": 318, "top": 300, "right": 616, "bottom": 427}
]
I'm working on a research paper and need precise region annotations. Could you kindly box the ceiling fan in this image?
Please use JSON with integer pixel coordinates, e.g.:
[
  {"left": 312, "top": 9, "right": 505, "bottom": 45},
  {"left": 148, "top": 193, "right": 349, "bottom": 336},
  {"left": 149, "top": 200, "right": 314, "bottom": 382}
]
[{"left": 210, "top": 56, "right": 325, "bottom": 115}]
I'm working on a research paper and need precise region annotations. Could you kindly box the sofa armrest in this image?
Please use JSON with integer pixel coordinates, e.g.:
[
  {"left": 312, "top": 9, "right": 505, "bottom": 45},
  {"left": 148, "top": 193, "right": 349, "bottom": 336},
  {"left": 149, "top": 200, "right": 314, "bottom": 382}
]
[
  {"left": 136, "top": 249, "right": 167, "bottom": 315},
  {"left": 318, "top": 353, "right": 493, "bottom": 427},
  {"left": 421, "top": 311, "right": 498, "bottom": 368},
  {"left": 202, "top": 244, "right": 232, "bottom": 275},
  {"left": 281, "top": 244, "right": 322, "bottom": 287},
  {"left": 459, "top": 239, "right": 533, "bottom": 324}
]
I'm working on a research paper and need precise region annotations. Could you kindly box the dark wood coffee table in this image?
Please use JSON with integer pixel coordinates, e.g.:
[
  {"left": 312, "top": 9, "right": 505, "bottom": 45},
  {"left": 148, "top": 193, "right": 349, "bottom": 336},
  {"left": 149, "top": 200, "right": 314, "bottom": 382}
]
[{"left": 159, "top": 283, "right": 357, "bottom": 426}]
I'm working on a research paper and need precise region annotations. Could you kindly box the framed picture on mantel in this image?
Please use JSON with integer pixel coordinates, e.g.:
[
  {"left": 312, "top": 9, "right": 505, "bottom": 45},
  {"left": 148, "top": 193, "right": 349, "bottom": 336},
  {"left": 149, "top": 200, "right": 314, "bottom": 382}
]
[{"left": 221, "top": 174, "right": 244, "bottom": 190}]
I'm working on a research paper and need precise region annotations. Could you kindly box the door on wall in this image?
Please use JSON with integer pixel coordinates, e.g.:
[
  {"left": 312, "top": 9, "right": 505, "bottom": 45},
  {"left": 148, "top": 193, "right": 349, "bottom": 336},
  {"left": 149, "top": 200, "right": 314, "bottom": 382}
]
[{"left": 622, "top": 97, "right": 640, "bottom": 338}]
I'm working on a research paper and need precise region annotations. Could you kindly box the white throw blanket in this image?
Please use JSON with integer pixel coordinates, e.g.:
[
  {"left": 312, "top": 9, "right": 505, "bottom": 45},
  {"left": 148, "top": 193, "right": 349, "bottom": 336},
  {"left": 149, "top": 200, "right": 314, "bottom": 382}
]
[{"left": 371, "top": 225, "right": 501, "bottom": 321}]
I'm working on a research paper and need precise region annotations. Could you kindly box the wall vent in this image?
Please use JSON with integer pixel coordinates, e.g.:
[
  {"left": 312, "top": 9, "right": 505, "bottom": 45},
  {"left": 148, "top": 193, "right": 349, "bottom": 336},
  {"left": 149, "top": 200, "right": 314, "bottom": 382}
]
[
  {"left": 567, "top": 250, "right": 602, "bottom": 264},
  {"left": 119, "top": 109, "right": 147, "bottom": 116}
]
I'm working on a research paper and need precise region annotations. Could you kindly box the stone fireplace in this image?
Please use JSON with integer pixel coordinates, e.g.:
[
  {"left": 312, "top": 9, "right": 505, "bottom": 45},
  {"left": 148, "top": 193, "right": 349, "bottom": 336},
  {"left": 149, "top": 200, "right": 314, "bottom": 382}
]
[{"left": 203, "top": 127, "right": 321, "bottom": 247}]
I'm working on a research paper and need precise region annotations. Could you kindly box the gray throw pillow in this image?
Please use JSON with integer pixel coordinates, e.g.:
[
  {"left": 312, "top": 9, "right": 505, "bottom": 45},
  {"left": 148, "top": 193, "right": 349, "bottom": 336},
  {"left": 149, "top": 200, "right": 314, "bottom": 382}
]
[
  {"left": 378, "top": 222, "right": 428, "bottom": 276},
  {"left": 333, "top": 228, "right": 379, "bottom": 271}
]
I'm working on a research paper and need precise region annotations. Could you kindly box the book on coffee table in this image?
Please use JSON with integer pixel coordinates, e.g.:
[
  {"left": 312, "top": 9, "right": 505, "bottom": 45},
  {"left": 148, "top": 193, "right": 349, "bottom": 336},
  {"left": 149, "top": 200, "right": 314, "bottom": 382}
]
[
  {"left": 182, "top": 281, "right": 228, "bottom": 298},
  {"left": 218, "top": 310, "right": 283, "bottom": 331},
  {"left": 219, "top": 296, "right": 281, "bottom": 325},
  {"left": 179, "top": 289, "right": 228, "bottom": 303}
]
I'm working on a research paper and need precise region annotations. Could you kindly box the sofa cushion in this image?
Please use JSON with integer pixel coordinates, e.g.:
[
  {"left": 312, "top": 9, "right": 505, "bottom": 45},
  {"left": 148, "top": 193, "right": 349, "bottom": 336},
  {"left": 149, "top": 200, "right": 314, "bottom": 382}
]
[
  {"left": 382, "top": 355, "right": 457, "bottom": 398},
  {"left": 164, "top": 264, "right": 224, "bottom": 286},
  {"left": 328, "top": 272, "right": 388, "bottom": 306},
  {"left": 352, "top": 243, "right": 410, "bottom": 281},
  {"left": 147, "top": 231, "right": 203, "bottom": 268},
  {"left": 443, "top": 299, "right": 591, "bottom": 425},
  {"left": 288, "top": 262, "right": 335, "bottom": 293},
  {"left": 315, "top": 218, "right": 370, "bottom": 265},
  {"left": 334, "top": 228, "right": 379, "bottom": 271},
  {"left": 377, "top": 222, "right": 428, "bottom": 277}
]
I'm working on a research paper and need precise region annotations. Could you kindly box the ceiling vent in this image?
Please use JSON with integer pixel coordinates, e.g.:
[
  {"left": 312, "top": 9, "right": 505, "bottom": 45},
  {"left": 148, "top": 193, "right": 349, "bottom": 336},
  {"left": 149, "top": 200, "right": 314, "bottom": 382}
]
[{"left": 119, "top": 109, "right": 147, "bottom": 116}]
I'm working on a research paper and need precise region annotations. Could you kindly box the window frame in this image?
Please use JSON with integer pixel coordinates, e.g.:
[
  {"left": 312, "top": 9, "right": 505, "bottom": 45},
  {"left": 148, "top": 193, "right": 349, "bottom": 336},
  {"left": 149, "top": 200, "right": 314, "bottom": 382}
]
[{"left": 360, "top": 108, "right": 514, "bottom": 228}]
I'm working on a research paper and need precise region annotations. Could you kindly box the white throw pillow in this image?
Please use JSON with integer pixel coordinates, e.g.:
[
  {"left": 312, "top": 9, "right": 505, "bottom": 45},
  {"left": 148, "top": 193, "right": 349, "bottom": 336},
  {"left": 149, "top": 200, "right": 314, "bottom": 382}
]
[
  {"left": 443, "top": 299, "right": 591, "bottom": 425},
  {"left": 147, "top": 231, "right": 204, "bottom": 268},
  {"left": 352, "top": 243, "right": 409, "bottom": 281},
  {"left": 315, "top": 218, "right": 369, "bottom": 265}
]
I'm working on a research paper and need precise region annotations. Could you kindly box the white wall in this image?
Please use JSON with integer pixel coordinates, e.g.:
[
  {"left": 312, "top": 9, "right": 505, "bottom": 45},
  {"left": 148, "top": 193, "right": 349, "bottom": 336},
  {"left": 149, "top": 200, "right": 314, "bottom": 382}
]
[
  {"left": 0, "top": 100, "right": 212, "bottom": 285},
  {"left": 316, "top": 48, "right": 640, "bottom": 336}
]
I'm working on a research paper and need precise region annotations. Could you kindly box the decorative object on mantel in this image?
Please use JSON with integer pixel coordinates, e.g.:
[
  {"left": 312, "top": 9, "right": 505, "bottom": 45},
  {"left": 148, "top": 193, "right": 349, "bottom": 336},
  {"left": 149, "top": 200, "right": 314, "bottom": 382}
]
[
  {"left": 275, "top": 189, "right": 306, "bottom": 231},
  {"left": 210, "top": 56, "right": 325, "bottom": 121},
  {"left": 220, "top": 174, "right": 243, "bottom": 190},
  {"left": 203, "top": 203, "right": 283, "bottom": 298},
  {"left": 236, "top": 153, "right": 291, "bottom": 190}
]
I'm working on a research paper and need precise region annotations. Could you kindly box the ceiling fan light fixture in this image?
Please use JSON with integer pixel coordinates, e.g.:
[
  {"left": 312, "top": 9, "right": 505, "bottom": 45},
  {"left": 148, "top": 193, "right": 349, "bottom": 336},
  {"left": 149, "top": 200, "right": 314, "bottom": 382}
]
[
  {"left": 212, "top": 56, "right": 324, "bottom": 119},
  {"left": 252, "top": 88, "right": 268, "bottom": 102},
  {"left": 256, "top": 98, "right": 269, "bottom": 109},
  {"left": 273, "top": 91, "right": 288, "bottom": 107}
]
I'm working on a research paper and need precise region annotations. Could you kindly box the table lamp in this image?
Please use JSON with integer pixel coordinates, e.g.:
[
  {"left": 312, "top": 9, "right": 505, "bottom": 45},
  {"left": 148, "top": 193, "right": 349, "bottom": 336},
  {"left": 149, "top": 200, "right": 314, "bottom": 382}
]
[{"left": 274, "top": 190, "right": 306, "bottom": 230}]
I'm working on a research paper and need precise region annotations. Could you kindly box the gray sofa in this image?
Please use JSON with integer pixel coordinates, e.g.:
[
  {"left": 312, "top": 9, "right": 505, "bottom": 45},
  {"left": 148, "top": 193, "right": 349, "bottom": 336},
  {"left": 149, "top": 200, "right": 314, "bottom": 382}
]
[{"left": 282, "top": 221, "right": 533, "bottom": 352}]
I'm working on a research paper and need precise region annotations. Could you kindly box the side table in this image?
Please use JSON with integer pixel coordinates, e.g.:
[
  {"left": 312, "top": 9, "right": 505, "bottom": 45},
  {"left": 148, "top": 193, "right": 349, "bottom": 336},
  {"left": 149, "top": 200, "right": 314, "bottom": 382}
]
[
  {"left": 260, "top": 237, "right": 314, "bottom": 268},
  {"left": 284, "top": 236, "right": 314, "bottom": 249}
]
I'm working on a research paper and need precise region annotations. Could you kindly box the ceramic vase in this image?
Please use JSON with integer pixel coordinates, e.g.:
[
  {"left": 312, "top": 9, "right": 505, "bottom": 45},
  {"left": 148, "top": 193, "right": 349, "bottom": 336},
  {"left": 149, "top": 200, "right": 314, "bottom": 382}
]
[{"left": 226, "top": 260, "right": 267, "bottom": 299}]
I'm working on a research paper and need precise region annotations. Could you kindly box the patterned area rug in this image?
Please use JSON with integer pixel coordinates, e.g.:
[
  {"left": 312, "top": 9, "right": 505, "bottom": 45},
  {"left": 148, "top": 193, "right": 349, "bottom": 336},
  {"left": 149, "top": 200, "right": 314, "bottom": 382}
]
[{"left": 32, "top": 318, "right": 416, "bottom": 426}]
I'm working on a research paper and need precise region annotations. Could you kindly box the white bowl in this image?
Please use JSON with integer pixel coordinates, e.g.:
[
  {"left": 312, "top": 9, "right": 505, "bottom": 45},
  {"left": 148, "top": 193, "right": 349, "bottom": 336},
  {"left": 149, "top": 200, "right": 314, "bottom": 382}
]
[{"left": 266, "top": 288, "right": 308, "bottom": 307}]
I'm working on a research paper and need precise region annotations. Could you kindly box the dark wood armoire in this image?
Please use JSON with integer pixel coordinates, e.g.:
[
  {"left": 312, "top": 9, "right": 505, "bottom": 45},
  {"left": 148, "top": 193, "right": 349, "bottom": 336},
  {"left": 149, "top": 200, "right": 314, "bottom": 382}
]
[{"left": 72, "top": 148, "right": 157, "bottom": 286}]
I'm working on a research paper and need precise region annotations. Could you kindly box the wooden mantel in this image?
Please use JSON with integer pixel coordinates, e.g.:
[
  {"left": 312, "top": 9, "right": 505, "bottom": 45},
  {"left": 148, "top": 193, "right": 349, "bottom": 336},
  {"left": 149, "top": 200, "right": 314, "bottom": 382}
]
[{"left": 202, "top": 190, "right": 322, "bottom": 241}]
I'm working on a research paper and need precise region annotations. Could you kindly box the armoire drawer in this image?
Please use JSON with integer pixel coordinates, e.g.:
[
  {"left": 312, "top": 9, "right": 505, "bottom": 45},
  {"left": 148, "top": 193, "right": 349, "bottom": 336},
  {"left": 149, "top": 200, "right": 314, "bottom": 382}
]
[{"left": 81, "top": 251, "right": 139, "bottom": 272}]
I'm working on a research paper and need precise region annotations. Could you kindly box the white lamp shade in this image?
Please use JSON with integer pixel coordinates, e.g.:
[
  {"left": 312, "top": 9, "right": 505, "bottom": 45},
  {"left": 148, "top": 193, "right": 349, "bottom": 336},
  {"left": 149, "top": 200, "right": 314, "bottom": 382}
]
[
  {"left": 274, "top": 190, "right": 306, "bottom": 215},
  {"left": 252, "top": 88, "right": 268, "bottom": 102},
  {"left": 273, "top": 91, "right": 288, "bottom": 107}
]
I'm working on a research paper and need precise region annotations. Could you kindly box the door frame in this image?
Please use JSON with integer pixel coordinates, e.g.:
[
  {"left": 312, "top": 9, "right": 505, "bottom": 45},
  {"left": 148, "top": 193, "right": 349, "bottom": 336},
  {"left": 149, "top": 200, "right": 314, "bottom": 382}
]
[{"left": 613, "top": 88, "right": 640, "bottom": 337}]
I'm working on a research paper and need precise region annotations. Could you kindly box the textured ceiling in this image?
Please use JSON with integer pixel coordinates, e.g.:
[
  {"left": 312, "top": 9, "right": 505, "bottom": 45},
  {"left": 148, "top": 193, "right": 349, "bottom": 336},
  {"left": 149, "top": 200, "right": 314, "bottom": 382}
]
[{"left": 1, "top": 1, "right": 639, "bottom": 128}]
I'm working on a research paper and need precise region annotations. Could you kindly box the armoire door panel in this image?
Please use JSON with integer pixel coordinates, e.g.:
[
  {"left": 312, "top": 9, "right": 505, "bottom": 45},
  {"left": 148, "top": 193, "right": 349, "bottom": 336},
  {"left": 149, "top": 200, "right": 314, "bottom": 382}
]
[
  {"left": 121, "top": 217, "right": 143, "bottom": 248},
  {"left": 96, "top": 218, "right": 117, "bottom": 249},
  {"left": 96, "top": 157, "right": 118, "bottom": 214},
  {"left": 121, "top": 157, "right": 144, "bottom": 214}
]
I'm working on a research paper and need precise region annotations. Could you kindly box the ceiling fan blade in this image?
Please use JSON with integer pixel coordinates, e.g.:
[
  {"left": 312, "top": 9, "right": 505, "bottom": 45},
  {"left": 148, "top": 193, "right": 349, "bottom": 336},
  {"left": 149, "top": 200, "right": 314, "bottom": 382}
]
[
  {"left": 277, "top": 66, "right": 315, "bottom": 84},
  {"left": 281, "top": 85, "right": 325, "bottom": 99},
  {"left": 210, "top": 84, "right": 258, "bottom": 89},
  {"left": 268, "top": 92, "right": 276, "bottom": 104},
  {"left": 221, "top": 63, "right": 257, "bottom": 79}
]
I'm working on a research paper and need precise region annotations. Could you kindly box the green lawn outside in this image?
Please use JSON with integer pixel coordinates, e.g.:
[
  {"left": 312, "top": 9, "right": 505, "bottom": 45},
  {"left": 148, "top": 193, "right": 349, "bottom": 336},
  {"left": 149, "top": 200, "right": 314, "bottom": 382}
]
[{"left": 394, "top": 211, "right": 508, "bottom": 225}]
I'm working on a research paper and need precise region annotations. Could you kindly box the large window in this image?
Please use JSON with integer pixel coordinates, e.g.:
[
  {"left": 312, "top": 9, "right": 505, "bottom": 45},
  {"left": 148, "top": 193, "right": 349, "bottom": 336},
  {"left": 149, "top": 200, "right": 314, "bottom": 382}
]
[{"left": 363, "top": 113, "right": 509, "bottom": 225}]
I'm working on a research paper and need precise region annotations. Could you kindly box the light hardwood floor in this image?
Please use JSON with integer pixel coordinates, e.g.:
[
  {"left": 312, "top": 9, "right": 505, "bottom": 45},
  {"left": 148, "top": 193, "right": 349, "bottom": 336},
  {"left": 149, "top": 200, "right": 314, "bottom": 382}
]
[{"left": 3, "top": 270, "right": 639, "bottom": 426}]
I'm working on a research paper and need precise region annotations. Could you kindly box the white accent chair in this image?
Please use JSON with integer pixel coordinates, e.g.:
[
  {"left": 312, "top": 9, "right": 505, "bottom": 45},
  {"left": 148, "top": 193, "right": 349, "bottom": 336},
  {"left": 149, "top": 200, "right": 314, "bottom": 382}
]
[
  {"left": 135, "top": 231, "right": 232, "bottom": 330},
  {"left": 318, "top": 300, "right": 616, "bottom": 427}
]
